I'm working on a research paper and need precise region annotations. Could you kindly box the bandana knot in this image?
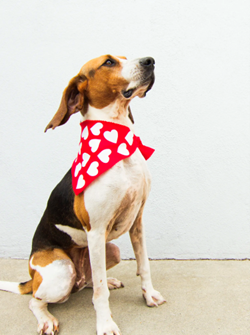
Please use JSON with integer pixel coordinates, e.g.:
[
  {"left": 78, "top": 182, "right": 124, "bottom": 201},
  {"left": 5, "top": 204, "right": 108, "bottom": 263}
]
[{"left": 72, "top": 120, "right": 154, "bottom": 195}]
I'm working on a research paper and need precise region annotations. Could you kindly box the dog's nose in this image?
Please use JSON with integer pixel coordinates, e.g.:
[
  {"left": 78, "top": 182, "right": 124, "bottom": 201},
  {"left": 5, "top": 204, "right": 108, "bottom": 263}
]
[{"left": 139, "top": 57, "right": 155, "bottom": 68}]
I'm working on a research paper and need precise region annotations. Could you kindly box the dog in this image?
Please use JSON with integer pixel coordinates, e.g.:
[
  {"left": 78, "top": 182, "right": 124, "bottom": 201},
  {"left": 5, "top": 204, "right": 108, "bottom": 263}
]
[{"left": 0, "top": 55, "right": 165, "bottom": 335}]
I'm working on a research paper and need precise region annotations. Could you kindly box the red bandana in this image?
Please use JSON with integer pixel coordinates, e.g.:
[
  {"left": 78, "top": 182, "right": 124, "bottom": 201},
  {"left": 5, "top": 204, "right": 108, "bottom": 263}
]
[{"left": 72, "top": 120, "right": 154, "bottom": 195}]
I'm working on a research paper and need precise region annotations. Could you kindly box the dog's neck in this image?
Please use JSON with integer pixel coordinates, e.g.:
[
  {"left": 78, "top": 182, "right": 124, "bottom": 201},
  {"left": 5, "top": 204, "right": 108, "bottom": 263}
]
[{"left": 81, "top": 100, "right": 133, "bottom": 129}]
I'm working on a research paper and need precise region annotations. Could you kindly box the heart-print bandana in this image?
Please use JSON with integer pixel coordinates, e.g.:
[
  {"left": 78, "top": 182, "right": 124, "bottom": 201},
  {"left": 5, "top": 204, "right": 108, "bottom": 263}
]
[{"left": 72, "top": 120, "right": 155, "bottom": 195}]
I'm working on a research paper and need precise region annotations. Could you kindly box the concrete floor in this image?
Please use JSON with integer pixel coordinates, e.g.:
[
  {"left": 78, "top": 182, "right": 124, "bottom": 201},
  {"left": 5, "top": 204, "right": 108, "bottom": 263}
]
[{"left": 0, "top": 258, "right": 250, "bottom": 334}]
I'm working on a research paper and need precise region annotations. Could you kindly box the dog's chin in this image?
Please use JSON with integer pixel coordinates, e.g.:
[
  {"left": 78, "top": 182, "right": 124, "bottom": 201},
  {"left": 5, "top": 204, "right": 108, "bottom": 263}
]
[
  {"left": 142, "top": 74, "right": 155, "bottom": 97},
  {"left": 135, "top": 73, "right": 155, "bottom": 99},
  {"left": 135, "top": 77, "right": 155, "bottom": 99}
]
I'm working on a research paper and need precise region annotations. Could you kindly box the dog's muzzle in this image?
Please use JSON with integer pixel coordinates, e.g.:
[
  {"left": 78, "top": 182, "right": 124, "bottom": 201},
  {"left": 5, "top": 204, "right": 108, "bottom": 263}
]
[{"left": 122, "top": 57, "right": 155, "bottom": 99}]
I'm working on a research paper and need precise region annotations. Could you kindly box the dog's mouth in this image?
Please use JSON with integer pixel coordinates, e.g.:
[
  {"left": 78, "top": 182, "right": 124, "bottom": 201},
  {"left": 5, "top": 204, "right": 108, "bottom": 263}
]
[
  {"left": 122, "top": 88, "right": 135, "bottom": 99},
  {"left": 122, "top": 72, "right": 155, "bottom": 99},
  {"left": 142, "top": 72, "right": 155, "bottom": 97}
]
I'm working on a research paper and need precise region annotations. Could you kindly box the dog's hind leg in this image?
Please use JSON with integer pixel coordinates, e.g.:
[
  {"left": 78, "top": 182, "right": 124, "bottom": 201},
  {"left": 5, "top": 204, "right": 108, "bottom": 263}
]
[
  {"left": 29, "top": 298, "right": 59, "bottom": 335},
  {"left": 130, "top": 207, "right": 166, "bottom": 307},
  {"left": 106, "top": 242, "right": 124, "bottom": 290},
  {"left": 29, "top": 248, "right": 76, "bottom": 335},
  {"left": 84, "top": 242, "right": 124, "bottom": 290}
]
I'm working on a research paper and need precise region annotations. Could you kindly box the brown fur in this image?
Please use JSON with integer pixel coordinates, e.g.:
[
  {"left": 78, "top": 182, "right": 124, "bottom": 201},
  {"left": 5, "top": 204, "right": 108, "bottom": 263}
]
[
  {"left": 18, "top": 280, "right": 33, "bottom": 294},
  {"left": 30, "top": 249, "right": 71, "bottom": 268},
  {"left": 74, "top": 193, "right": 91, "bottom": 231},
  {"left": 81, "top": 56, "right": 128, "bottom": 109},
  {"left": 29, "top": 249, "right": 72, "bottom": 297},
  {"left": 45, "top": 55, "right": 131, "bottom": 132},
  {"left": 67, "top": 247, "right": 90, "bottom": 293},
  {"left": 45, "top": 76, "right": 88, "bottom": 131}
]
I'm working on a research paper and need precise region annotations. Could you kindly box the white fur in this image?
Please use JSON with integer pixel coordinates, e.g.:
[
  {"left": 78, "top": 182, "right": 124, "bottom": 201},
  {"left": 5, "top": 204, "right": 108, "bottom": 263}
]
[
  {"left": 121, "top": 58, "right": 144, "bottom": 90},
  {"left": 82, "top": 100, "right": 133, "bottom": 128},
  {"left": 55, "top": 224, "right": 87, "bottom": 247},
  {"left": 29, "top": 298, "right": 59, "bottom": 335},
  {"left": 29, "top": 257, "right": 75, "bottom": 303},
  {"left": 0, "top": 281, "right": 21, "bottom": 294},
  {"left": 79, "top": 91, "right": 166, "bottom": 334}
]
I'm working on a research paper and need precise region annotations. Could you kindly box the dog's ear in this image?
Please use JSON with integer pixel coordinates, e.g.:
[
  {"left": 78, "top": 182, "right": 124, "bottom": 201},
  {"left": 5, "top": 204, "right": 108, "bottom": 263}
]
[
  {"left": 44, "top": 75, "right": 87, "bottom": 132},
  {"left": 128, "top": 106, "right": 134, "bottom": 124}
]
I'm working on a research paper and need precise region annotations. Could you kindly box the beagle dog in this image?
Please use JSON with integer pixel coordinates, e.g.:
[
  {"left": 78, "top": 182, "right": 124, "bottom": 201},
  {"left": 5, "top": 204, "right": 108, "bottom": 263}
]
[{"left": 0, "top": 55, "right": 165, "bottom": 335}]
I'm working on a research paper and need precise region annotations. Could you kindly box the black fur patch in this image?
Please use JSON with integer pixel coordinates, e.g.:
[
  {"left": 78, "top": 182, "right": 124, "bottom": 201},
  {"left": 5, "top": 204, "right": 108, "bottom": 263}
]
[
  {"left": 19, "top": 281, "right": 28, "bottom": 286},
  {"left": 88, "top": 69, "right": 95, "bottom": 78},
  {"left": 31, "top": 169, "right": 83, "bottom": 256}
]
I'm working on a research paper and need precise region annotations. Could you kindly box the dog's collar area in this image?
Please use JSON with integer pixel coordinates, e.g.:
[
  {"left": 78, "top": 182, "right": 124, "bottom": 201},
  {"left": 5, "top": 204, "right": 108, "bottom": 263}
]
[{"left": 72, "top": 120, "right": 154, "bottom": 194}]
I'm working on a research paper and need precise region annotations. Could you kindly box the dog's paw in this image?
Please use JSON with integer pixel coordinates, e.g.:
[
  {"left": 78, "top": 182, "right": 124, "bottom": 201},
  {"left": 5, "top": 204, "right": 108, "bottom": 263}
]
[
  {"left": 107, "top": 277, "right": 124, "bottom": 290},
  {"left": 37, "top": 318, "right": 59, "bottom": 335},
  {"left": 97, "top": 317, "right": 121, "bottom": 335},
  {"left": 142, "top": 288, "right": 166, "bottom": 307}
]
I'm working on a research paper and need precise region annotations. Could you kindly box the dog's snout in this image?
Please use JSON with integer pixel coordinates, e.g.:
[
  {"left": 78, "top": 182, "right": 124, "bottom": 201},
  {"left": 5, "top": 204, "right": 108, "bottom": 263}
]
[{"left": 139, "top": 57, "right": 155, "bottom": 68}]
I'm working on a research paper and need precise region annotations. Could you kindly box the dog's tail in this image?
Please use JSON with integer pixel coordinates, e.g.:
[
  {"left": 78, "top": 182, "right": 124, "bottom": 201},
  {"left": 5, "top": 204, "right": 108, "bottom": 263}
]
[{"left": 0, "top": 279, "right": 33, "bottom": 295}]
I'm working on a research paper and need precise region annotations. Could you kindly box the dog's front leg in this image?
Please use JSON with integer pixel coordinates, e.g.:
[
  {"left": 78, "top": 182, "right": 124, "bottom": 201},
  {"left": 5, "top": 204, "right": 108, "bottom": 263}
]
[
  {"left": 87, "top": 229, "right": 121, "bottom": 335},
  {"left": 130, "top": 209, "right": 166, "bottom": 307}
]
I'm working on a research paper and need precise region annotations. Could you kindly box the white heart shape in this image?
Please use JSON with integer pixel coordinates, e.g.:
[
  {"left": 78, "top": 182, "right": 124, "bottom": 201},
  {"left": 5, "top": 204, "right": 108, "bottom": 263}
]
[
  {"left": 82, "top": 153, "right": 90, "bottom": 167},
  {"left": 87, "top": 161, "right": 99, "bottom": 176},
  {"left": 104, "top": 129, "right": 118, "bottom": 143},
  {"left": 89, "top": 139, "right": 101, "bottom": 152},
  {"left": 98, "top": 149, "right": 112, "bottom": 163},
  {"left": 82, "top": 126, "right": 89, "bottom": 140},
  {"left": 76, "top": 174, "right": 85, "bottom": 189},
  {"left": 74, "top": 162, "right": 82, "bottom": 177},
  {"left": 117, "top": 143, "right": 130, "bottom": 156},
  {"left": 125, "top": 131, "right": 134, "bottom": 146},
  {"left": 90, "top": 122, "right": 103, "bottom": 136},
  {"left": 78, "top": 142, "right": 82, "bottom": 155}
]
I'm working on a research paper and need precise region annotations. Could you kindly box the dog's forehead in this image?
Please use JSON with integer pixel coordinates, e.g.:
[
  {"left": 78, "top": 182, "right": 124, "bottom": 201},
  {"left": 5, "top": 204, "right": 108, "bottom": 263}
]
[{"left": 79, "top": 55, "right": 127, "bottom": 75}]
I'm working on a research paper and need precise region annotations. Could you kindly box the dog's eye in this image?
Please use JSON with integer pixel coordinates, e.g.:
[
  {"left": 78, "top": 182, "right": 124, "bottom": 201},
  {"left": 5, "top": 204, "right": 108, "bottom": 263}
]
[{"left": 103, "top": 59, "right": 115, "bottom": 67}]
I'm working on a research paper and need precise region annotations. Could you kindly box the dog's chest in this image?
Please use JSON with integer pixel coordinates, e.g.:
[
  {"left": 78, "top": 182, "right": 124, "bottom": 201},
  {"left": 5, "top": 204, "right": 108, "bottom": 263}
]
[
  {"left": 108, "top": 155, "right": 151, "bottom": 240},
  {"left": 84, "top": 149, "right": 151, "bottom": 240}
]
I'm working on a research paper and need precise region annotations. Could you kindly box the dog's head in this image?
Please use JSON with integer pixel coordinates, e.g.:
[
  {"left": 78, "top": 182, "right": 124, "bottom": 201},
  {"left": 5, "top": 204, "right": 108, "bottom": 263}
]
[{"left": 45, "top": 55, "right": 155, "bottom": 132}]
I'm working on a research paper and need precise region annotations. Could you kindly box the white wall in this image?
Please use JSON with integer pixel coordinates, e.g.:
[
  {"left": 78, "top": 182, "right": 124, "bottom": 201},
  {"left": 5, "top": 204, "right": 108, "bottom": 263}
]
[{"left": 0, "top": 1, "right": 249, "bottom": 259}]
